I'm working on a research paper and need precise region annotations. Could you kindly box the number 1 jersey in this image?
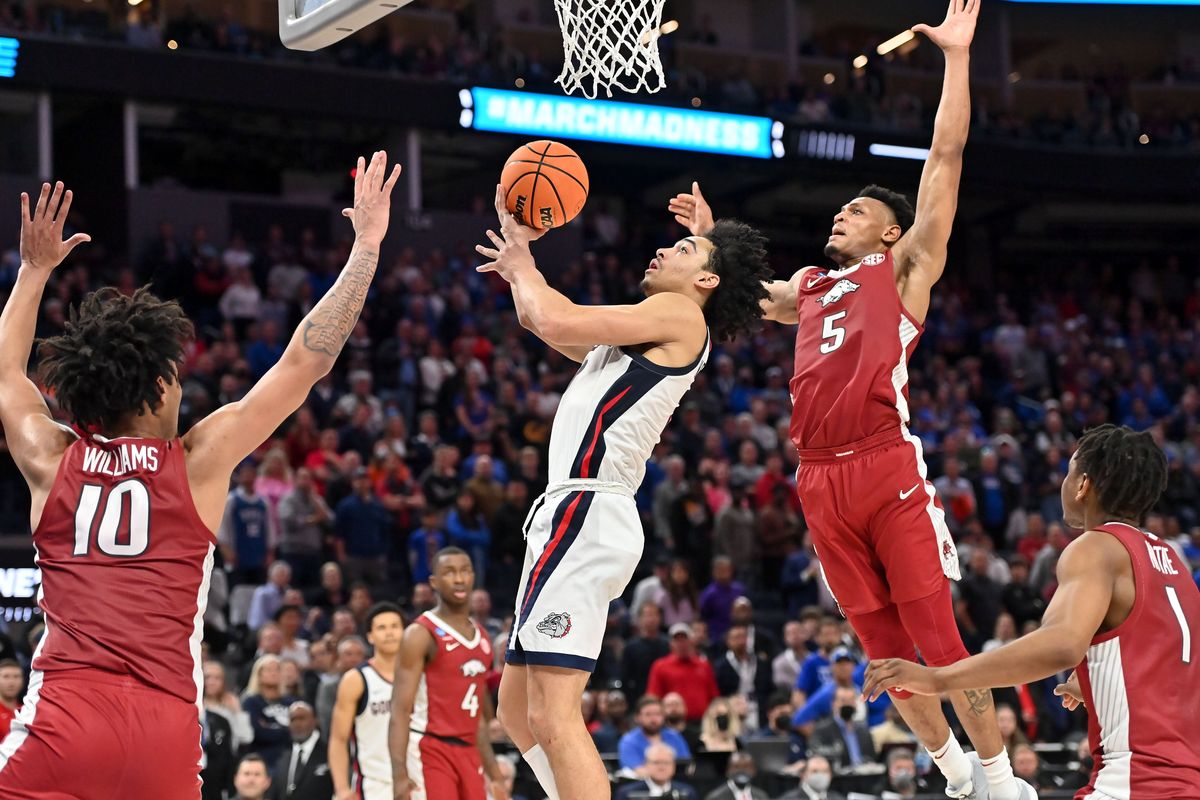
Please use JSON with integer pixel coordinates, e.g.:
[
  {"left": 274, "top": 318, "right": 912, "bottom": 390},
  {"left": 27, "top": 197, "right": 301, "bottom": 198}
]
[
  {"left": 789, "top": 249, "right": 924, "bottom": 450},
  {"left": 31, "top": 434, "right": 215, "bottom": 705}
]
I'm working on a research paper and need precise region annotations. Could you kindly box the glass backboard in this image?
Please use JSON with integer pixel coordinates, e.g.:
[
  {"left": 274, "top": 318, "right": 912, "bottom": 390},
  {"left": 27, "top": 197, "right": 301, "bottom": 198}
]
[{"left": 278, "top": 0, "right": 416, "bottom": 51}]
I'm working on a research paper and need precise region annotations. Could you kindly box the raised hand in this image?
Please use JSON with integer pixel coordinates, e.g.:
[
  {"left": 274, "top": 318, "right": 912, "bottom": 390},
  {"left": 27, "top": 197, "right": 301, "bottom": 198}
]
[
  {"left": 342, "top": 151, "right": 403, "bottom": 248},
  {"left": 1053, "top": 670, "right": 1086, "bottom": 711},
  {"left": 667, "top": 181, "right": 714, "bottom": 236},
  {"left": 913, "top": 0, "right": 980, "bottom": 52},
  {"left": 19, "top": 181, "right": 91, "bottom": 274},
  {"left": 474, "top": 184, "right": 546, "bottom": 283}
]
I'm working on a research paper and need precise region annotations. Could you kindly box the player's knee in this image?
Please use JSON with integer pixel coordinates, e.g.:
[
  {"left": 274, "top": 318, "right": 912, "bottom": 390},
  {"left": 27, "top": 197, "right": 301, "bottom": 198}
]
[{"left": 526, "top": 700, "right": 575, "bottom": 746}]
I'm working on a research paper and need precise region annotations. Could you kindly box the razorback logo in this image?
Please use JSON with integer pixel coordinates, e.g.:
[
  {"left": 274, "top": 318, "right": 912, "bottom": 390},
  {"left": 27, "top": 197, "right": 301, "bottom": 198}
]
[
  {"left": 818, "top": 279, "right": 860, "bottom": 308},
  {"left": 460, "top": 659, "right": 488, "bottom": 677},
  {"left": 536, "top": 612, "right": 572, "bottom": 639},
  {"left": 861, "top": 252, "right": 886, "bottom": 266}
]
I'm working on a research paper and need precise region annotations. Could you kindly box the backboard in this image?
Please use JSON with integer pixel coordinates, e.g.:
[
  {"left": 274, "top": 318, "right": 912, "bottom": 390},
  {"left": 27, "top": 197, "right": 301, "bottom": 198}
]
[{"left": 278, "top": 0, "right": 417, "bottom": 51}]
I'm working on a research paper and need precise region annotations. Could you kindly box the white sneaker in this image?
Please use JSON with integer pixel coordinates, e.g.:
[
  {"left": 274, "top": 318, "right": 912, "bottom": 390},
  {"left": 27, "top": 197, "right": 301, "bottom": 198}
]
[{"left": 947, "top": 752, "right": 1040, "bottom": 800}]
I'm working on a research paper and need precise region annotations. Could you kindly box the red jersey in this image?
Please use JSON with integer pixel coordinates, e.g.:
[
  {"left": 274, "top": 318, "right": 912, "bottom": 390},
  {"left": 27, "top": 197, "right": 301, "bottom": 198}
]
[
  {"left": 1075, "top": 522, "right": 1200, "bottom": 800},
  {"left": 0, "top": 702, "right": 18, "bottom": 742},
  {"left": 412, "top": 611, "right": 492, "bottom": 741},
  {"left": 789, "top": 250, "right": 924, "bottom": 450},
  {"left": 32, "top": 435, "right": 215, "bottom": 705}
]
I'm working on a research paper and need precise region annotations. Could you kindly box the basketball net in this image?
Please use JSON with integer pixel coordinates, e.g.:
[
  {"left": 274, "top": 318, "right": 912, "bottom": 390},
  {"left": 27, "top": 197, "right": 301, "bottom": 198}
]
[{"left": 553, "top": 0, "right": 667, "bottom": 98}]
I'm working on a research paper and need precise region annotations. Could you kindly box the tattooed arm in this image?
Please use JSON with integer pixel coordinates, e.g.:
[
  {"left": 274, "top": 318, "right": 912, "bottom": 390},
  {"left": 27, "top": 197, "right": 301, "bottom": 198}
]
[{"left": 183, "top": 152, "right": 401, "bottom": 502}]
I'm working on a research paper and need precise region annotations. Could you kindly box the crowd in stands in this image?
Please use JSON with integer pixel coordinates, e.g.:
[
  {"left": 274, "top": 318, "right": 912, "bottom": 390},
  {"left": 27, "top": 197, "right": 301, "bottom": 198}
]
[
  {"left": 0, "top": 180, "right": 1197, "bottom": 798},
  {"left": 2, "top": 1, "right": 1200, "bottom": 151}
]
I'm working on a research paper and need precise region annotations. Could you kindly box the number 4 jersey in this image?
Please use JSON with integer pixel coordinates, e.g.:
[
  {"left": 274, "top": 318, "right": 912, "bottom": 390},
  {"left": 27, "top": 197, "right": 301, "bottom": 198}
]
[
  {"left": 411, "top": 611, "right": 491, "bottom": 742},
  {"left": 789, "top": 249, "right": 924, "bottom": 450},
  {"left": 31, "top": 434, "right": 215, "bottom": 705}
]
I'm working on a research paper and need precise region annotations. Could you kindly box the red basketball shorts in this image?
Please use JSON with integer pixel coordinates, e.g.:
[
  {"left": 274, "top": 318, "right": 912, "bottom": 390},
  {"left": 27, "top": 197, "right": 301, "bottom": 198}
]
[
  {"left": 408, "top": 731, "right": 485, "bottom": 800},
  {"left": 0, "top": 670, "right": 202, "bottom": 799},
  {"left": 795, "top": 427, "right": 961, "bottom": 617}
]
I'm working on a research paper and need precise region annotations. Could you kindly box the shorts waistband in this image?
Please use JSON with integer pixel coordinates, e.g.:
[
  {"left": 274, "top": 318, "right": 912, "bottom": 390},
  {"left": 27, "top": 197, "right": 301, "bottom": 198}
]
[
  {"left": 39, "top": 667, "right": 188, "bottom": 698},
  {"left": 411, "top": 727, "right": 471, "bottom": 747},
  {"left": 796, "top": 427, "right": 907, "bottom": 464},
  {"left": 543, "top": 479, "right": 635, "bottom": 499}
]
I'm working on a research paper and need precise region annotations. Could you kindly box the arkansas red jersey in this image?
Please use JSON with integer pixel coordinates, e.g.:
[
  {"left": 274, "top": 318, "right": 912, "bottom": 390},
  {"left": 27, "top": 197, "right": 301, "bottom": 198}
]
[
  {"left": 31, "top": 434, "right": 215, "bottom": 705},
  {"left": 412, "top": 611, "right": 492, "bottom": 741},
  {"left": 1075, "top": 522, "right": 1200, "bottom": 800},
  {"left": 789, "top": 250, "right": 923, "bottom": 450}
]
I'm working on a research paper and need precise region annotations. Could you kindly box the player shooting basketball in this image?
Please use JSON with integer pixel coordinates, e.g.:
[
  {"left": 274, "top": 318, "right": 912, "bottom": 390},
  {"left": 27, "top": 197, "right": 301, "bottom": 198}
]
[
  {"left": 475, "top": 185, "right": 772, "bottom": 800},
  {"left": 671, "top": 2, "right": 1035, "bottom": 799}
]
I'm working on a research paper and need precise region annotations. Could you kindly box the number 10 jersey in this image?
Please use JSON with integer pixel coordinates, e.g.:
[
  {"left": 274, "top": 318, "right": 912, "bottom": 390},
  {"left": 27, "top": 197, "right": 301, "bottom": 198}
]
[{"left": 31, "top": 434, "right": 215, "bottom": 705}]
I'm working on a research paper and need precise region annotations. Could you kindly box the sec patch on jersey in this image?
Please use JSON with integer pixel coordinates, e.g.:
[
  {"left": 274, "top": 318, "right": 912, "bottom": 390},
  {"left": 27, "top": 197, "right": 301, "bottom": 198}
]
[{"left": 861, "top": 252, "right": 886, "bottom": 266}]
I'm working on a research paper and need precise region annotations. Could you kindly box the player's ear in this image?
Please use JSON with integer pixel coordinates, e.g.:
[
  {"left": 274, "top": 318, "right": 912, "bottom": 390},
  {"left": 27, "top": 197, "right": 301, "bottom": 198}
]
[
  {"left": 695, "top": 272, "right": 720, "bottom": 291},
  {"left": 882, "top": 223, "right": 902, "bottom": 245}
]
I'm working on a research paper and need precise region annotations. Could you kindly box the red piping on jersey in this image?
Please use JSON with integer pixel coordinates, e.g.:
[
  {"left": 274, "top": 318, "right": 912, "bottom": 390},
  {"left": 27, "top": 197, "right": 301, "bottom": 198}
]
[
  {"left": 579, "top": 386, "right": 632, "bottom": 478},
  {"left": 519, "top": 492, "right": 585, "bottom": 616}
]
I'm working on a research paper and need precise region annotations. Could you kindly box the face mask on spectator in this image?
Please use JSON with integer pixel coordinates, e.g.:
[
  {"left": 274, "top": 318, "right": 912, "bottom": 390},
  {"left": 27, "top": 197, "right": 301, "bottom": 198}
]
[
  {"left": 773, "top": 713, "right": 792, "bottom": 733},
  {"left": 838, "top": 705, "right": 855, "bottom": 722},
  {"left": 805, "top": 772, "right": 831, "bottom": 792},
  {"left": 715, "top": 714, "right": 730, "bottom": 731},
  {"left": 731, "top": 772, "right": 753, "bottom": 789},
  {"left": 893, "top": 769, "right": 915, "bottom": 790}
]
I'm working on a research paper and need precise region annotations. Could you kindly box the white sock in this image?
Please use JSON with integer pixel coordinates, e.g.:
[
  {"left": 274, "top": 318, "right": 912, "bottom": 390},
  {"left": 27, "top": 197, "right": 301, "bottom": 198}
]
[
  {"left": 929, "top": 731, "right": 973, "bottom": 790},
  {"left": 981, "top": 748, "right": 1021, "bottom": 800},
  {"left": 522, "top": 743, "right": 562, "bottom": 800}
]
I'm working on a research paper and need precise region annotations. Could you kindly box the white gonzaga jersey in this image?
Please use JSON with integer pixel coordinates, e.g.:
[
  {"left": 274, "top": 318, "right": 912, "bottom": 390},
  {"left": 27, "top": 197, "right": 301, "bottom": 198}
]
[
  {"left": 351, "top": 662, "right": 394, "bottom": 799},
  {"left": 548, "top": 335, "right": 710, "bottom": 493}
]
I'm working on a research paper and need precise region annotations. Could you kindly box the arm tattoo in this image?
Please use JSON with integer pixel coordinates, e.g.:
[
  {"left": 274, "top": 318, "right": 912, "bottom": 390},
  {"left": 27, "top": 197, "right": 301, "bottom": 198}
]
[
  {"left": 302, "top": 249, "right": 378, "bottom": 356},
  {"left": 963, "top": 688, "right": 993, "bottom": 718}
]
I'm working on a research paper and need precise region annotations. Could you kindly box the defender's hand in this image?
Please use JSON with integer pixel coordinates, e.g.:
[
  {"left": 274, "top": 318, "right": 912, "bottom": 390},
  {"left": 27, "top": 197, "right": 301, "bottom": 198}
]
[
  {"left": 475, "top": 185, "right": 546, "bottom": 283},
  {"left": 392, "top": 776, "right": 418, "bottom": 800},
  {"left": 863, "top": 658, "right": 943, "bottom": 701},
  {"left": 667, "top": 181, "right": 714, "bottom": 236},
  {"left": 343, "top": 151, "right": 402, "bottom": 248},
  {"left": 1054, "top": 671, "right": 1085, "bottom": 711},
  {"left": 20, "top": 182, "right": 90, "bottom": 274},
  {"left": 912, "top": 0, "right": 980, "bottom": 53}
]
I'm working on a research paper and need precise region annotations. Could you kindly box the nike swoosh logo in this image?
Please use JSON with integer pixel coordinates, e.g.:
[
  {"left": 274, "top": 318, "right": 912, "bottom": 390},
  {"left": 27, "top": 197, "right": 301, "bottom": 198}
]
[
  {"left": 899, "top": 484, "right": 920, "bottom": 500},
  {"left": 806, "top": 278, "right": 821, "bottom": 288},
  {"left": 445, "top": 642, "right": 460, "bottom": 651}
]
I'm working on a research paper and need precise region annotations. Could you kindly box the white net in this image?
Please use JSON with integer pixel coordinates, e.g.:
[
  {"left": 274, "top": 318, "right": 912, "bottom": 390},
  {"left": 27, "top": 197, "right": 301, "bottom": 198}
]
[{"left": 554, "top": 0, "right": 667, "bottom": 98}]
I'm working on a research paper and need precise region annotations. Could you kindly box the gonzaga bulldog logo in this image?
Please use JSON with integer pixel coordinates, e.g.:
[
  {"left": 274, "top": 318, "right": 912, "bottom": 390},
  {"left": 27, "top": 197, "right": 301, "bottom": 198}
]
[{"left": 537, "top": 612, "right": 572, "bottom": 639}]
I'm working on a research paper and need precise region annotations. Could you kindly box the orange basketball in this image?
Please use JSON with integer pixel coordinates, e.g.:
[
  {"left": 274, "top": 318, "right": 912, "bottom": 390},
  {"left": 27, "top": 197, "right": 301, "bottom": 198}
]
[{"left": 500, "top": 140, "right": 589, "bottom": 230}]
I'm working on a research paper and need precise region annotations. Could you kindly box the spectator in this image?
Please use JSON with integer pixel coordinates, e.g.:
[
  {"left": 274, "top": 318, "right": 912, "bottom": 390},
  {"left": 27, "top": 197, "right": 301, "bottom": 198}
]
[
  {"left": 592, "top": 689, "right": 632, "bottom": 754},
  {"left": 269, "top": 701, "right": 332, "bottom": 800},
  {"left": 220, "top": 462, "right": 275, "bottom": 586},
  {"left": 713, "top": 480, "right": 755, "bottom": 572},
  {"left": 704, "top": 751, "right": 769, "bottom": 800},
  {"left": 699, "top": 696, "right": 744, "bottom": 753},
  {"left": 305, "top": 562, "right": 346, "bottom": 619},
  {"left": 662, "top": 692, "right": 701, "bottom": 756},
  {"left": 780, "top": 540, "right": 822, "bottom": 615},
  {"left": 275, "top": 467, "right": 332, "bottom": 588},
  {"left": 996, "top": 703, "right": 1031, "bottom": 758},
  {"left": 204, "top": 659, "right": 254, "bottom": 749},
  {"left": 647, "top": 624, "right": 720, "bottom": 724},
  {"left": 490, "top": 478, "right": 529, "bottom": 597},
  {"left": 1002, "top": 555, "right": 1045, "bottom": 627},
  {"left": 714, "top": 624, "right": 773, "bottom": 729},
  {"left": 756, "top": 484, "right": 803, "bottom": 589},
  {"left": 274, "top": 605, "right": 311, "bottom": 667},
  {"left": 878, "top": 749, "right": 929, "bottom": 799},
  {"left": 869, "top": 705, "right": 918, "bottom": 753},
  {"left": 421, "top": 444, "right": 462, "bottom": 511},
  {"left": 470, "top": 588, "right": 503, "bottom": 640},
  {"left": 407, "top": 507, "right": 447, "bottom": 585},
  {"left": 249, "top": 561, "right": 293, "bottom": 632},
  {"left": 220, "top": 266, "right": 263, "bottom": 336},
  {"left": 495, "top": 756, "right": 529, "bottom": 800},
  {"left": 775, "top": 755, "right": 843, "bottom": 800},
  {"left": 202, "top": 703, "right": 236, "bottom": 800},
  {"left": 620, "top": 601, "right": 669, "bottom": 705},
  {"left": 615, "top": 742, "right": 699, "bottom": 800},
  {"left": 0, "top": 659, "right": 22, "bottom": 744},
  {"left": 303, "top": 429, "right": 346, "bottom": 497},
  {"left": 1030, "top": 523, "right": 1070, "bottom": 596},
  {"left": 728, "top": 597, "right": 778, "bottom": 660},
  {"left": 793, "top": 649, "right": 887, "bottom": 730},
  {"left": 984, "top": 611, "right": 1018, "bottom": 652},
  {"left": 446, "top": 490, "right": 491, "bottom": 585},
  {"left": 654, "top": 559, "right": 700, "bottom": 628},
  {"left": 807, "top": 686, "right": 877, "bottom": 769},
  {"left": 333, "top": 467, "right": 392, "bottom": 587},
  {"left": 315, "top": 635, "right": 366, "bottom": 737},
  {"left": 232, "top": 754, "right": 273, "bottom": 800},
  {"left": 934, "top": 457, "right": 976, "bottom": 535},
  {"left": 630, "top": 555, "right": 671, "bottom": 619},
  {"left": 241, "top": 655, "right": 298, "bottom": 770},
  {"left": 772, "top": 621, "right": 809, "bottom": 693},
  {"left": 960, "top": 549, "right": 1004, "bottom": 641},
  {"left": 409, "top": 582, "right": 436, "bottom": 616},
  {"left": 618, "top": 696, "right": 693, "bottom": 774},
  {"left": 255, "top": 448, "right": 294, "bottom": 533},
  {"left": 699, "top": 556, "right": 748, "bottom": 641}
]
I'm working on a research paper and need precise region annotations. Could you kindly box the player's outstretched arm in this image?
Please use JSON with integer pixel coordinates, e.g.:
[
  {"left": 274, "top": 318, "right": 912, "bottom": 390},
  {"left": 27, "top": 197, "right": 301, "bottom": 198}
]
[
  {"left": 862, "top": 531, "right": 1119, "bottom": 700},
  {"left": 389, "top": 623, "right": 434, "bottom": 800},
  {"left": 668, "top": 181, "right": 811, "bottom": 325},
  {"left": 892, "top": 0, "right": 979, "bottom": 323},
  {"left": 0, "top": 183, "right": 90, "bottom": 495},
  {"left": 184, "top": 152, "right": 401, "bottom": 479},
  {"left": 329, "top": 668, "right": 366, "bottom": 800},
  {"left": 476, "top": 186, "right": 705, "bottom": 359}
]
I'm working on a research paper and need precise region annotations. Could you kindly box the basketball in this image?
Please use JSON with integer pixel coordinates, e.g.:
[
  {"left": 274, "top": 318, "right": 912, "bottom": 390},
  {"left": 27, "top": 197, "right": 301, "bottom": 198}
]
[{"left": 500, "top": 140, "right": 589, "bottom": 231}]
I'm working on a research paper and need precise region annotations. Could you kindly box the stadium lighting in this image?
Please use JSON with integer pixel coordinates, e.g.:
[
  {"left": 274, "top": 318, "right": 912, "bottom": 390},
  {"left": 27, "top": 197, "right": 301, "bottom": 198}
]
[
  {"left": 661, "top": 20, "right": 680, "bottom": 35},
  {"left": 869, "top": 142, "right": 930, "bottom": 161},
  {"left": 877, "top": 30, "right": 915, "bottom": 56},
  {"left": 853, "top": 54, "right": 869, "bottom": 70}
]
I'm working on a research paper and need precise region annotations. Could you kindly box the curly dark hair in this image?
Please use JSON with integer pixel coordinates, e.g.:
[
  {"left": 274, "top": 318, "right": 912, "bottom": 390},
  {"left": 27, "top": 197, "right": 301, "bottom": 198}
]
[
  {"left": 857, "top": 184, "right": 915, "bottom": 233},
  {"left": 1073, "top": 424, "right": 1167, "bottom": 523},
  {"left": 702, "top": 219, "right": 772, "bottom": 343},
  {"left": 38, "top": 286, "right": 194, "bottom": 431}
]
